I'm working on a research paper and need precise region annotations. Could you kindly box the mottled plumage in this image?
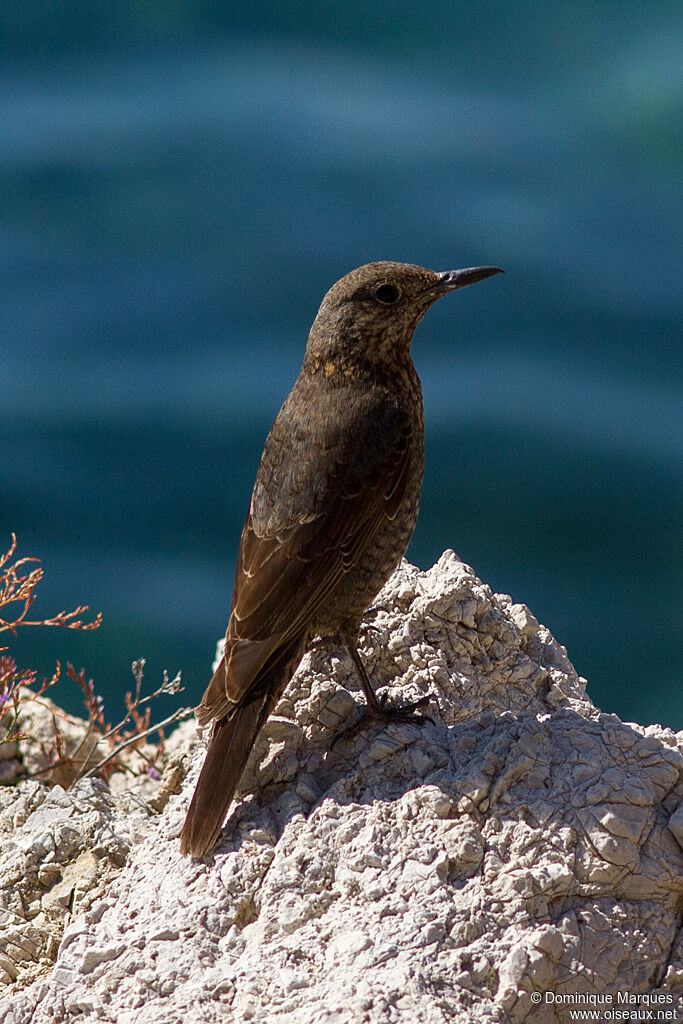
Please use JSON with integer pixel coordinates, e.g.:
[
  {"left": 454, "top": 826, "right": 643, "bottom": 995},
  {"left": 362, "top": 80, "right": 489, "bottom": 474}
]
[{"left": 180, "top": 261, "right": 502, "bottom": 857}]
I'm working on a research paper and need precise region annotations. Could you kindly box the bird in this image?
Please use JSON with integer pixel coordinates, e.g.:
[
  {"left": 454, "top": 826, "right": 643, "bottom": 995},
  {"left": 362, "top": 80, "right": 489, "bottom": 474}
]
[{"left": 180, "top": 260, "right": 502, "bottom": 857}]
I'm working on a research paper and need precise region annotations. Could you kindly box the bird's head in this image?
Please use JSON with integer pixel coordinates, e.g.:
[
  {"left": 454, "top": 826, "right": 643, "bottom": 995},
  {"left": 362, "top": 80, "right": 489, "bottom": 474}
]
[{"left": 304, "top": 261, "right": 503, "bottom": 378}]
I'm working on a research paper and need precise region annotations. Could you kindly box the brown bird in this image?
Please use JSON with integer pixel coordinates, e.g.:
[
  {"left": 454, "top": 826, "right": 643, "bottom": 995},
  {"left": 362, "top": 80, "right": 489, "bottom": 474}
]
[{"left": 180, "top": 261, "right": 502, "bottom": 857}]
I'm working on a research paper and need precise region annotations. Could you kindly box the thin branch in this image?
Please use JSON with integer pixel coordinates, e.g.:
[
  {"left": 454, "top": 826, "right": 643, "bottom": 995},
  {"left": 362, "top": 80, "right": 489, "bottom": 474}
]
[
  {"left": 20, "top": 608, "right": 103, "bottom": 631},
  {"left": 0, "top": 535, "right": 101, "bottom": 635},
  {"left": 0, "top": 534, "right": 17, "bottom": 570},
  {"left": 77, "top": 706, "right": 194, "bottom": 782}
]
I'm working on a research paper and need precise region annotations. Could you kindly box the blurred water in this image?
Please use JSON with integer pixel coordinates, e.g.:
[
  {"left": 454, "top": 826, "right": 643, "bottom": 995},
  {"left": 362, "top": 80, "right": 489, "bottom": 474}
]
[{"left": 2, "top": 12, "right": 681, "bottom": 728}]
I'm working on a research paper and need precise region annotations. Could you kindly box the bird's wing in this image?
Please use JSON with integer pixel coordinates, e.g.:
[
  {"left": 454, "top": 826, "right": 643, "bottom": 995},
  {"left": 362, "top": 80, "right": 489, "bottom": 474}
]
[{"left": 198, "top": 388, "right": 414, "bottom": 723}]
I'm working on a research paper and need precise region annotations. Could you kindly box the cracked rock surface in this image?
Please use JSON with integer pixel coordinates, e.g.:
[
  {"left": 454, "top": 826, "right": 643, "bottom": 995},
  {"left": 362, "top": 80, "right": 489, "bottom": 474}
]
[{"left": 1, "top": 553, "right": 681, "bottom": 1022}]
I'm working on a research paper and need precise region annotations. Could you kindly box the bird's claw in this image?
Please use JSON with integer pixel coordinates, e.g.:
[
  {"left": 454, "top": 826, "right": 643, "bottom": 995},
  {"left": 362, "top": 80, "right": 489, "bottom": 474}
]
[
  {"left": 374, "top": 691, "right": 435, "bottom": 726},
  {"left": 331, "top": 692, "right": 434, "bottom": 747}
]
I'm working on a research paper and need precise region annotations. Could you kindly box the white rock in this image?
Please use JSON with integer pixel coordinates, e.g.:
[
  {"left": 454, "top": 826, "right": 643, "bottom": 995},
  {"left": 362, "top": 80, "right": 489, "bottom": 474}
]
[
  {"left": 0, "top": 556, "right": 681, "bottom": 1023},
  {"left": 669, "top": 803, "right": 683, "bottom": 850}
]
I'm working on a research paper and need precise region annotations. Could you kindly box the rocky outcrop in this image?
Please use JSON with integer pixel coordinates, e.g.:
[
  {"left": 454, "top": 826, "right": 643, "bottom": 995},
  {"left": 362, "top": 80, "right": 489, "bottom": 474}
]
[{"left": 1, "top": 553, "right": 681, "bottom": 1022}]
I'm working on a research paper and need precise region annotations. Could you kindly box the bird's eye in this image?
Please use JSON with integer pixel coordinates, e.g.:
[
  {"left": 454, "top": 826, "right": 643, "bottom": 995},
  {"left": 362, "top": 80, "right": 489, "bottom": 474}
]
[{"left": 374, "top": 283, "right": 400, "bottom": 305}]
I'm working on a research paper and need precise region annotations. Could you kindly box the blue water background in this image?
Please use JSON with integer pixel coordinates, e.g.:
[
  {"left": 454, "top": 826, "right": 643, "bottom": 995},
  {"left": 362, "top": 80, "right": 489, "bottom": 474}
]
[{"left": 2, "top": 4, "right": 681, "bottom": 728}]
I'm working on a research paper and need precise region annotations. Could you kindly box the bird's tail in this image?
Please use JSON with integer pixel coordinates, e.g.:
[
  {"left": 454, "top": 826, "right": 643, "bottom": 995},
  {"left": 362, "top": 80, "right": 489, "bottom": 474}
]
[{"left": 179, "top": 645, "right": 300, "bottom": 858}]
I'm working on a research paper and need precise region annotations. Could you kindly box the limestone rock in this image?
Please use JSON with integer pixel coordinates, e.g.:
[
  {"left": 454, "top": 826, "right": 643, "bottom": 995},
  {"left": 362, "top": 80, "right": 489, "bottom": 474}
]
[{"left": 0, "top": 554, "right": 681, "bottom": 1023}]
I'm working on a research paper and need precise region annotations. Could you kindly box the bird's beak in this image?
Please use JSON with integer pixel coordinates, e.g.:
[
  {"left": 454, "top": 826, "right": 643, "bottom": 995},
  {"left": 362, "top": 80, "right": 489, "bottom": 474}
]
[{"left": 436, "top": 266, "right": 504, "bottom": 292}]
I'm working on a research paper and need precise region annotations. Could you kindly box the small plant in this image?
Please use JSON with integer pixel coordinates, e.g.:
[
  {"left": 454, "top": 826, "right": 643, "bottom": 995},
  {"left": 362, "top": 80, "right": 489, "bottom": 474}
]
[
  {"left": 64, "top": 658, "right": 190, "bottom": 785},
  {"left": 0, "top": 532, "right": 101, "bottom": 744},
  {"left": 0, "top": 534, "right": 192, "bottom": 787}
]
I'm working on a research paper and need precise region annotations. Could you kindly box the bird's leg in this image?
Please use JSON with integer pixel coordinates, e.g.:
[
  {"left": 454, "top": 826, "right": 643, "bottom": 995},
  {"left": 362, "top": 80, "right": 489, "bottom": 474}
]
[
  {"left": 344, "top": 638, "right": 384, "bottom": 714},
  {"left": 330, "top": 636, "right": 433, "bottom": 747}
]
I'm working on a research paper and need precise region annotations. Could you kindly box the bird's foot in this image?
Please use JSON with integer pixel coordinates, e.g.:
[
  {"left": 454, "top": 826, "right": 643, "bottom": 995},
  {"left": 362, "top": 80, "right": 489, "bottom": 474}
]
[
  {"left": 329, "top": 634, "right": 435, "bottom": 748},
  {"left": 371, "top": 689, "right": 434, "bottom": 722},
  {"left": 331, "top": 689, "right": 434, "bottom": 748}
]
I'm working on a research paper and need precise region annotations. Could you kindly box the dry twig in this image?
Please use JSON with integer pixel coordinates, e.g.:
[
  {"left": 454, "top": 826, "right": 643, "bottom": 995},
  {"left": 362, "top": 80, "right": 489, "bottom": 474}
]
[{"left": 1, "top": 535, "right": 190, "bottom": 788}]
